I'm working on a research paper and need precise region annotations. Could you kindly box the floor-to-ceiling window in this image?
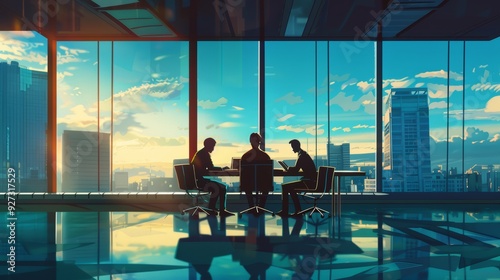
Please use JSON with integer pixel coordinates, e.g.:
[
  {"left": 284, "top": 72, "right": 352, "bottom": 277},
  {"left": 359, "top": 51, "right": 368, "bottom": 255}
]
[
  {"left": 57, "top": 41, "right": 189, "bottom": 192},
  {"left": 382, "top": 41, "right": 449, "bottom": 192},
  {"left": 264, "top": 42, "right": 321, "bottom": 188},
  {"left": 328, "top": 41, "right": 376, "bottom": 192},
  {"left": 197, "top": 41, "right": 258, "bottom": 191},
  {"left": 0, "top": 31, "right": 48, "bottom": 192},
  {"left": 464, "top": 38, "right": 500, "bottom": 192}
]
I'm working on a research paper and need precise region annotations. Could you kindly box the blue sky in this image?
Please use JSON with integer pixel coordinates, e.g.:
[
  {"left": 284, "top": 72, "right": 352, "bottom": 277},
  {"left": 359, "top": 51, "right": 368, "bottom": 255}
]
[{"left": 2, "top": 31, "right": 499, "bottom": 182}]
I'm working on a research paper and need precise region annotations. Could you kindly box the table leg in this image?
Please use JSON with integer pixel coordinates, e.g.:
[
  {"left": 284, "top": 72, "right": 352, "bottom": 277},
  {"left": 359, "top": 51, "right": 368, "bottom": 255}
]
[{"left": 337, "top": 176, "right": 341, "bottom": 217}]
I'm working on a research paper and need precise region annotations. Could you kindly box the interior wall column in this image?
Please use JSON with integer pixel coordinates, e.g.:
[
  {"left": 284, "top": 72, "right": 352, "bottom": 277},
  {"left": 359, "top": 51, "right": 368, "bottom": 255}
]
[
  {"left": 376, "top": 23, "right": 383, "bottom": 193},
  {"left": 189, "top": 1, "right": 198, "bottom": 160},
  {"left": 47, "top": 38, "right": 57, "bottom": 193}
]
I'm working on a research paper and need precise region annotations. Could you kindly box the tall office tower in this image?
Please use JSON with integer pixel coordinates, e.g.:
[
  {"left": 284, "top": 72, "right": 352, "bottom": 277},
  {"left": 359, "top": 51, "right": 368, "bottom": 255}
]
[
  {"left": 114, "top": 171, "right": 129, "bottom": 191},
  {"left": 383, "top": 88, "right": 432, "bottom": 192},
  {"left": 327, "top": 143, "right": 351, "bottom": 191},
  {"left": 0, "top": 61, "right": 47, "bottom": 191},
  {"left": 62, "top": 130, "right": 111, "bottom": 192}
]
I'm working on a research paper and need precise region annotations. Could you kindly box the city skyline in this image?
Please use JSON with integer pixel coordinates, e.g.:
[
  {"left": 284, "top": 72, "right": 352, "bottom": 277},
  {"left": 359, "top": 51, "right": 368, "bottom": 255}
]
[{"left": 1, "top": 30, "right": 500, "bottom": 190}]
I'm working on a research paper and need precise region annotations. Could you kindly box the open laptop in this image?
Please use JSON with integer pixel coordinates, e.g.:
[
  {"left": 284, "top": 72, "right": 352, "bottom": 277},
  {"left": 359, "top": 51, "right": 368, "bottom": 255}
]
[{"left": 278, "top": 160, "right": 289, "bottom": 171}]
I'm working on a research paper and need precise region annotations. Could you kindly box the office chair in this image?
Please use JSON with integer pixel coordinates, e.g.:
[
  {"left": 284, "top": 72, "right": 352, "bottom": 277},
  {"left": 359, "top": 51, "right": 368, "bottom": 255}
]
[
  {"left": 297, "top": 166, "right": 335, "bottom": 218},
  {"left": 174, "top": 164, "right": 214, "bottom": 216},
  {"left": 239, "top": 160, "right": 275, "bottom": 217}
]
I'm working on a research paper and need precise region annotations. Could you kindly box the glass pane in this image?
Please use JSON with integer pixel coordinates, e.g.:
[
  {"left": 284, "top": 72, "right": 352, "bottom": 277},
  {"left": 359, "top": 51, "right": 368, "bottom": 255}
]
[
  {"left": 464, "top": 38, "right": 500, "bottom": 192},
  {"left": 113, "top": 41, "right": 189, "bottom": 192},
  {"left": 57, "top": 42, "right": 104, "bottom": 192},
  {"left": 1, "top": 31, "right": 48, "bottom": 192},
  {"left": 197, "top": 41, "right": 258, "bottom": 191},
  {"left": 329, "top": 41, "right": 375, "bottom": 193},
  {"left": 382, "top": 42, "right": 447, "bottom": 192},
  {"left": 265, "top": 42, "right": 317, "bottom": 188}
]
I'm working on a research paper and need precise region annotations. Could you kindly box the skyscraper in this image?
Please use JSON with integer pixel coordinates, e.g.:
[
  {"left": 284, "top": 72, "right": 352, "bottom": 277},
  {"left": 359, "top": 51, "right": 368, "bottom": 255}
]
[
  {"left": 0, "top": 61, "right": 47, "bottom": 191},
  {"left": 327, "top": 143, "right": 351, "bottom": 191},
  {"left": 383, "top": 88, "right": 432, "bottom": 192},
  {"left": 62, "top": 130, "right": 111, "bottom": 192}
]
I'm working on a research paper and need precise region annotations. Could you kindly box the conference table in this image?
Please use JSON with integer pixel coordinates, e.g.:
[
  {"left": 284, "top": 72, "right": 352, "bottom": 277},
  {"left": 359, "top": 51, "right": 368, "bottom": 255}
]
[{"left": 207, "top": 168, "right": 365, "bottom": 217}]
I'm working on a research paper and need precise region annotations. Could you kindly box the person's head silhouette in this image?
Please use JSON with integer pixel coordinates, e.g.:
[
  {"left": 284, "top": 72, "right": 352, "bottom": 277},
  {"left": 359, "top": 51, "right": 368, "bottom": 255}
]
[
  {"left": 249, "top": 133, "right": 262, "bottom": 149},
  {"left": 203, "top": 137, "right": 217, "bottom": 153},
  {"left": 289, "top": 139, "right": 301, "bottom": 153}
]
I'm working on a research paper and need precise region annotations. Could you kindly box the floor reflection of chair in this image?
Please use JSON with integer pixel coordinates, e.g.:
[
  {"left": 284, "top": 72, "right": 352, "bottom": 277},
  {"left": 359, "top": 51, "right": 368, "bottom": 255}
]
[
  {"left": 232, "top": 215, "right": 273, "bottom": 279},
  {"left": 175, "top": 215, "right": 232, "bottom": 280},
  {"left": 174, "top": 164, "right": 213, "bottom": 216},
  {"left": 297, "top": 166, "right": 335, "bottom": 218},
  {"left": 274, "top": 216, "right": 363, "bottom": 278},
  {"left": 239, "top": 160, "right": 275, "bottom": 217}
]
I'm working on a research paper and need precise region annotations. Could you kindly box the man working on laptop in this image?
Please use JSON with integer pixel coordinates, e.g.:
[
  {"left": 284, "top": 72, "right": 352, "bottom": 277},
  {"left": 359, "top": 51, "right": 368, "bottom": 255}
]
[
  {"left": 277, "top": 139, "right": 317, "bottom": 217},
  {"left": 191, "top": 137, "right": 234, "bottom": 217}
]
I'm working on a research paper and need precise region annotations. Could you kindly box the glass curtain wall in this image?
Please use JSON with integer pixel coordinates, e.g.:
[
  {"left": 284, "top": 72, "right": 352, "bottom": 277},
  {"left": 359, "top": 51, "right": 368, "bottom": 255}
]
[
  {"left": 0, "top": 31, "right": 48, "bottom": 192},
  {"left": 18, "top": 35, "right": 495, "bottom": 195},
  {"left": 328, "top": 41, "right": 376, "bottom": 193},
  {"left": 464, "top": 39, "right": 500, "bottom": 192},
  {"left": 264, "top": 42, "right": 323, "bottom": 189},
  {"left": 197, "top": 41, "right": 258, "bottom": 191},
  {"left": 112, "top": 42, "right": 189, "bottom": 192},
  {"left": 57, "top": 41, "right": 189, "bottom": 192},
  {"left": 381, "top": 39, "right": 500, "bottom": 193}
]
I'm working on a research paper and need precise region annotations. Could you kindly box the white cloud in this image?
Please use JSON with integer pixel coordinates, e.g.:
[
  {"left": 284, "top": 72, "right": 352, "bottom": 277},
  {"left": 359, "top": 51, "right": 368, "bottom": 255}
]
[
  {"left": 427, "top": 83, "right": 463, "bottom": 98},
  {"left": 0, "top": 32, "right": 46, "bottom": 67},
  {"left": 217, "top": 122, "right": 239, "bottom": 128},
  {"left": 415, "top": 69, "right": 463, "bottom": 81},
  {"left": 415, "top": 82, "right": 425, "bottom": 87},
  {"left": 327, "top": 90, "right": 375, "bottom": 114},
  {"left": 471, "top": 82, "right": 500, "bottom": 92},
  {"left": 353, "top": 124, "right": 371, "bottom": 129},
  {"left": 343, "top": 128, "right": 351, "bottom": 133},
  {"left": 58, "top": 45, "right": 90, "bottom": 65},
  {"left": 276, "top": 125, "right": 304, "bottom": 133},
  {"left": 479, "top": 64, "right": 488, "bottom": 68},
  {"left": 450, "top": 108, "right": 500, "bottom": 121},
  {"left": 305, "top": 125, "right": 324, "bottom": 136},
  {"left": 198, "top": 97, "right": 228, "bottom": 109},
  {"left": 429, "top": 101, "right": 449, "bottom": 109},
  {"left": 357, "top": 81, "right": 375, "bottom": 93},
  {"left": 276, "top": 124, "right": 324, "bottom": 136},
  {"left": 275, "top": 92, "right": 304, "bottom": 105},
  {"left": 328, "top": 92, "right": 358, "bottom": 111},
  {"left": 341, "top": 78, "right": 358, "bottom": 90},
  {"left": 232, "top": 106, "right": 244, "bottom": 111},
  {"left": 332, "top": 127, "right": 342, "bottom": 131},
  {"left": 276, "top": 114, "right": 295, "bottom": 122},
  {"left": 390, "top": 78, "right": 415, "bottom": 88},
  {"left": 491, "top": 134, "right": 500, "bottom": 142}
]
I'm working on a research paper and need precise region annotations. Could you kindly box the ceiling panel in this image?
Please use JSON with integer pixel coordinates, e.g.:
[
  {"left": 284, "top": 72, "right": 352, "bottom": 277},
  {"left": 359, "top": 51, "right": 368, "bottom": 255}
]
[{"left": 0, "top": 0, "right": 499, "bottom": 41}]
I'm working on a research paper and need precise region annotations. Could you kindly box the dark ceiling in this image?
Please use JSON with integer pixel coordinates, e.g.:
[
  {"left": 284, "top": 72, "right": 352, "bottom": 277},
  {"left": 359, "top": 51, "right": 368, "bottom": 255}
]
[{"left": 0, "top": 0, "right": 499, "bottom": 41}]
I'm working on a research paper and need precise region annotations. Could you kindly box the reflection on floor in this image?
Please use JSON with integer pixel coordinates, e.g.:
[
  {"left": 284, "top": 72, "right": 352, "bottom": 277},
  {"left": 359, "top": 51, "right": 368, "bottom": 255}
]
[{"left": 1, "top": 204, "right": 500, "bottom": 279}]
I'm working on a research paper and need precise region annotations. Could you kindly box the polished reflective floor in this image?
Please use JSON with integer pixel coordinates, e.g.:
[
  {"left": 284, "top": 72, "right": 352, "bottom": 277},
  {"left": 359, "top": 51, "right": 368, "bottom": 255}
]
[{"left": 2, "top": 204, "right": 500, "bottom": 279}]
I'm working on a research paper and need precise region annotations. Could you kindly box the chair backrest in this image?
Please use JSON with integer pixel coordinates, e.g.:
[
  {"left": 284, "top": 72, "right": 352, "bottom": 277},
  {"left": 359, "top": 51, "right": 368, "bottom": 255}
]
[
  {"left": 315, "top": 166, "right": 335, "bottom": 193},
  {"left": 239, "top": 160, "right": 274, "bottom": 193},
  {"left": 231, "top": 157, "right": 241, "bottom": 170},
  {"left": 174, "top": 164, "right": 198, "bottom": 191}
]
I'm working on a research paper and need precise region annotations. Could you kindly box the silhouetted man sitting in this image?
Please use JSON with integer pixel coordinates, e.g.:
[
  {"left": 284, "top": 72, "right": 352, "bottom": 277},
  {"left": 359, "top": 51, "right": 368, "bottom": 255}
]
[
  {"left": 277, "top": 139, "right": 317, "bottom": 217},
  {"left": 191, "top": 137, "right": 234, "bottom": 217},
  {"left": 241, "top": 133, "right": 272, "bottom": 210}
]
